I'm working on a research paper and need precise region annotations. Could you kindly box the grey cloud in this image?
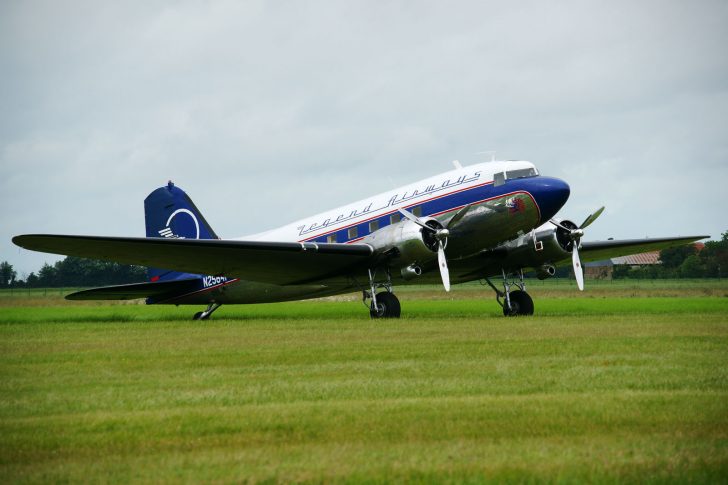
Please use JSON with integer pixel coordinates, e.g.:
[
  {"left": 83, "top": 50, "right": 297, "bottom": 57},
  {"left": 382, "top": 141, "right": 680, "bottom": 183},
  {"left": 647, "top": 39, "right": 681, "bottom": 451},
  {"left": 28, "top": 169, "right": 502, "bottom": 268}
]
[{"left": 2, "top": 0, "right": 727, "bottom": 275}]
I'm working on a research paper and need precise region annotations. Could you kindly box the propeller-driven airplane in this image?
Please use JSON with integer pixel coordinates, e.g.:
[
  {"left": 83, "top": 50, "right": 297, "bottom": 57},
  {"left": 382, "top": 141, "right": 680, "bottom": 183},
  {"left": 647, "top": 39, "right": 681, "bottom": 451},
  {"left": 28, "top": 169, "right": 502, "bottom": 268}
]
[{"left": 13, "top": 160, "right": 707, "bottom": 320}]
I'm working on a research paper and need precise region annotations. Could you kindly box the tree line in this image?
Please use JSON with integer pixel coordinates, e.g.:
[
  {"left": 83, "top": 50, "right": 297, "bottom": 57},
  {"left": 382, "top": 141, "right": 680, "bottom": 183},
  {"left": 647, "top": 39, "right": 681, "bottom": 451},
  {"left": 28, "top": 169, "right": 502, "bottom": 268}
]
[
  {"left": 1, "top": 257, "right": 147, "bottom": 288},
  {"left": 1, "top": 231, "right": 726, "bottom": 288},
  {"left": 613, "top": 231, "right": 727, "bottom": 279}
]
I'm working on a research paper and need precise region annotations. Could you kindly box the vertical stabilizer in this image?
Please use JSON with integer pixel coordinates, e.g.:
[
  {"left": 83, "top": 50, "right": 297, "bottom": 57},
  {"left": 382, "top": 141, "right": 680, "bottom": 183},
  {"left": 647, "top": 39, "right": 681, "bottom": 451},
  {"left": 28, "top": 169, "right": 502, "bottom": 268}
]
[{"left": 144, "top": 181, "right": 218, "bottom": 281}]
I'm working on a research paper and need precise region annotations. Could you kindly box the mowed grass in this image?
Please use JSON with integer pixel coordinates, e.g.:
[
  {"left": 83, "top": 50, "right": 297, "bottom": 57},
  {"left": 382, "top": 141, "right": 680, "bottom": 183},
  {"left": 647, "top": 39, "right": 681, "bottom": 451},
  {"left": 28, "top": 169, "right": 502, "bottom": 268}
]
[{"left": 1, "top": 281, "right": 727, "bottom": 483}]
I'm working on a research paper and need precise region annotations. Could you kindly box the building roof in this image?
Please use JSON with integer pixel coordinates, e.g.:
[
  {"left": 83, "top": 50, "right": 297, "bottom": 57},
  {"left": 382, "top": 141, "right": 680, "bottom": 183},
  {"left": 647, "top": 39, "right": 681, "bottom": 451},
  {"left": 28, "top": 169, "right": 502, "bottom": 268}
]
[{"left": 611, "top": 250, "right": 661, "bottom": 265}]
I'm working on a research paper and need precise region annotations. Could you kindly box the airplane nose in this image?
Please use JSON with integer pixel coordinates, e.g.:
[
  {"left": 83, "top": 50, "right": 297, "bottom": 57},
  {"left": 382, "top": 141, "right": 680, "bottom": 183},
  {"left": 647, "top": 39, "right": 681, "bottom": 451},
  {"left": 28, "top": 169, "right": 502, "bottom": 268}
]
[{"left": 534, "top": 177, "right": 570, "bottom": 222}]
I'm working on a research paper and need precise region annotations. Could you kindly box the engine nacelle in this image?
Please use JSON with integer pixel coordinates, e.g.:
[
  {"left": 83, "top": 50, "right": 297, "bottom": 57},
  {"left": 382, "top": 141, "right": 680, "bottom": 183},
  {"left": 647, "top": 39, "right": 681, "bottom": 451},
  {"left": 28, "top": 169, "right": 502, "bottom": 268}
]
[
  {"left": 502, "top": 219, "right": 578, "bottom": 269},
  {"left": 364, "top": 218, "right": 441, "bottom": 275}
]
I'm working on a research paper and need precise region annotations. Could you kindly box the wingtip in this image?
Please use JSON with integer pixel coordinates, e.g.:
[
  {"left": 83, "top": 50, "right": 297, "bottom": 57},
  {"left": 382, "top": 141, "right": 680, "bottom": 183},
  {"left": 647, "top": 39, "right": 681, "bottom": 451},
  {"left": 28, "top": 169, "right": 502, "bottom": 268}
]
[{"left": 11, "top": 234, "right": 28, "bottom": 247}]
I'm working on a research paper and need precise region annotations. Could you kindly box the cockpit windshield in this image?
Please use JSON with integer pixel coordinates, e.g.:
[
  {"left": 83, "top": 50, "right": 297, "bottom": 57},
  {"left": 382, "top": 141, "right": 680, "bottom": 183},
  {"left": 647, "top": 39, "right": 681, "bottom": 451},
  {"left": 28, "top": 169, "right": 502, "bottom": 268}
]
[
  {"left": 494, "top": 166, "right": 539, "bottom": 186},
  {"left": 505, "top": 167, "right": 539, "bottom": 179}
]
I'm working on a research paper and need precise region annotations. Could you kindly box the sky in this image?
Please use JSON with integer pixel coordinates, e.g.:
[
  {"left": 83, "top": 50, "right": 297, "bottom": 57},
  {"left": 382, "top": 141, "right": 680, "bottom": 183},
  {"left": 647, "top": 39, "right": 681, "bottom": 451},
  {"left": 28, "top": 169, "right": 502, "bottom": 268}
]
[{"left": 2, "top": 0, "right": 727, "bottom": 277}]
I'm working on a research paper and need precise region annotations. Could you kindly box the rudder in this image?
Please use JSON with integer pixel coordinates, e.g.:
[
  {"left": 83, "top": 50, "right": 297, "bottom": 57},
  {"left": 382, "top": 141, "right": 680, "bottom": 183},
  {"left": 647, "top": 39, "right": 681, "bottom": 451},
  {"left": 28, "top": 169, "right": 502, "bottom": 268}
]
[{"left": 144, "top": 181, "right": 218, "bottom": 281}]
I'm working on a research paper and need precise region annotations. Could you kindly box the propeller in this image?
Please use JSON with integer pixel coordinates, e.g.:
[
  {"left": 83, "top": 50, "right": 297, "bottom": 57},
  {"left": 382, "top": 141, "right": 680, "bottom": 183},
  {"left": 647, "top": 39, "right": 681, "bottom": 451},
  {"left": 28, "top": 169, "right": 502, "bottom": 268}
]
[
  {"left": 549, "top": 206, "right": 604, "bottom": 291},
  {"left": 398, "top": 204, "right": 471, "bottom": 291}
]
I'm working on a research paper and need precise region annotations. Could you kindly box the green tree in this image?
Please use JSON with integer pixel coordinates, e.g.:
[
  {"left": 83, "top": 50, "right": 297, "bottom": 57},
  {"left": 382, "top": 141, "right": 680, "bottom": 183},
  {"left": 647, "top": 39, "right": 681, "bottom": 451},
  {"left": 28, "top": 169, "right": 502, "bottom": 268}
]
[
  {"left": 679, "top": 254, "right": 705, "bottom": 278},
  {"left": 37, "top": 263, "right": 58, "bottom": 287},
  {"left": 31, "top": 257, "right": 147, "bottom": 287},
  {"left": 659, "top": 245, "right": 696, "bottom": 269},
  {"left": 698, "top": 230, "right": 728, "bottom": 278},
  {"left": 0, "top": 261, "right": 17, "bottom": 286},
  {"left": 26, "top": 272, "right": 39, "bottom": 287}
]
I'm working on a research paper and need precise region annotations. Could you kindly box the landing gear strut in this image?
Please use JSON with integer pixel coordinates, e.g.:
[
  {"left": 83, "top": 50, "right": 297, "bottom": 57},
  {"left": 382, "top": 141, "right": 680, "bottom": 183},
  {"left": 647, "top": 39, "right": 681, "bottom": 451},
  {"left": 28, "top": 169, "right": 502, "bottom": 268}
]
[
  {"left": 484, "top": 269, "right": 534, "bottom": 317},
  {"left": 363, "top": 268, "right": 401, "bottom": 318},
  {"left": 193, "top": 302, "right": 222, "bottom": 320}
]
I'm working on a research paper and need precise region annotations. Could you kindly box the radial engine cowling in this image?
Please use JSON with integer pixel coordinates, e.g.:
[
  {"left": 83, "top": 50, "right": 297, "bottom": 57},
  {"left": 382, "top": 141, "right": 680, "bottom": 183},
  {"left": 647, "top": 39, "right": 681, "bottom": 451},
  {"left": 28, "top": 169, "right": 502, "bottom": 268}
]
[
  {"left": 504, "top": 219, "right": 579, "bottom": 269},
  {"left": 364, "top": 218, "right": 441, "bottom": 272}
]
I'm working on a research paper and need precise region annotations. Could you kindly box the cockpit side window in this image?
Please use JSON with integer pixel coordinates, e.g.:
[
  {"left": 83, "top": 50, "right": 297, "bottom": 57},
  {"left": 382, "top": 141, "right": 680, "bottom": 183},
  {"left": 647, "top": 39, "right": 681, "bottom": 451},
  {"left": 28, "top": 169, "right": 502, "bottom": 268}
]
[{"left": 494, "top": 172, "right": 506, "bottom": 187}]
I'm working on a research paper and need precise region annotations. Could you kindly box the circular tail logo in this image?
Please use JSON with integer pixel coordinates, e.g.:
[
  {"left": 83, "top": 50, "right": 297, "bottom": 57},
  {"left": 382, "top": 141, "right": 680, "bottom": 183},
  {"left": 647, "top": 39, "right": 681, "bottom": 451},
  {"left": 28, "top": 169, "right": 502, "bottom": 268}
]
[{"left": 157, "top": 209, "right": 200, "bottom": 239}]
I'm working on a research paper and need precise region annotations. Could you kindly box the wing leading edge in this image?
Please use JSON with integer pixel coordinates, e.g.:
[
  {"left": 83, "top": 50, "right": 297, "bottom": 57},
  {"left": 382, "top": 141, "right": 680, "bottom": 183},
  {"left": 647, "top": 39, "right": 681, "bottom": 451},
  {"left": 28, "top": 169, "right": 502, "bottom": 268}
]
[
  {"left": 577, "top": 236, "right": 709, "bottom": 263},
  {"left": 12, "top": 235, "right": 374, "bottom": 286}
]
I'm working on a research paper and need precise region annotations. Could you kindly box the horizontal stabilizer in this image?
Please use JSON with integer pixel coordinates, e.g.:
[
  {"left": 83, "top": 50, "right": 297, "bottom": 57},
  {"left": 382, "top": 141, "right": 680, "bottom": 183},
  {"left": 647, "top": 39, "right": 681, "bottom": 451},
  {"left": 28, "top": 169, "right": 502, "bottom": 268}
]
[{"left": 66, "top": 278, "right": 201, "bottom": 300}]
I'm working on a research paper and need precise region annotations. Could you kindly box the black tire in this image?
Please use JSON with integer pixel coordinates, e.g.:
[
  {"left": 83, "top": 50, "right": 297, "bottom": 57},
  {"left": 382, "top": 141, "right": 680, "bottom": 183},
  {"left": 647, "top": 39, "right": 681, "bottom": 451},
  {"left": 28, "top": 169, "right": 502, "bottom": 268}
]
[
  {"left": 503, "top": 290, "right": 534, "bottom": 316},
  {"left": 370, "top": 292, "right": 401, "bottom": 319}
]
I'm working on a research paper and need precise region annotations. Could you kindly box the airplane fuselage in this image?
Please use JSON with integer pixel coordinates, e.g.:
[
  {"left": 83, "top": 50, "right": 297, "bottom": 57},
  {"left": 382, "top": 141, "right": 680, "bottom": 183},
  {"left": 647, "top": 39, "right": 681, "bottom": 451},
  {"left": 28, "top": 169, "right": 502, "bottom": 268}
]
[{"left": 153, "top": 161, "right": 571, "bottom": 305}]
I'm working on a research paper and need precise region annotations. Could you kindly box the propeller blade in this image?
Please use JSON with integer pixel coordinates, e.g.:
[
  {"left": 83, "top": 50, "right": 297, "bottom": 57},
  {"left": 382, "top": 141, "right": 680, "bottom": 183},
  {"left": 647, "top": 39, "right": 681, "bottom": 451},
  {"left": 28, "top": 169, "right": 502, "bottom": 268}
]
[
  {"left": 579, "top": 206, "right": 605, "bottom": 229},
  {"left": 446, "top": 204, "right": 471, "bottom": 229},
  {"left": 437, "top": 241, "right": 451, "bottom": 292},
  {"left": 572, "top": 245, "right": 584, "bottom": 291},
  {"left": 549, "top": 219, "right": 572, "bottom": 232},
  {"left": 398, "top": 208, "right": 432, "bottom": 231}
]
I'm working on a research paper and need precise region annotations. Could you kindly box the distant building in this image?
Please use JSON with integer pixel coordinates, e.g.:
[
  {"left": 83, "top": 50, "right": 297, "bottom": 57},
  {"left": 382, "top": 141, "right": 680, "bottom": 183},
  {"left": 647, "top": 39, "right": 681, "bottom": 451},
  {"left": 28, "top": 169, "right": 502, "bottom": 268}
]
[
  {"left": 584, "top": 250, "right": 661, "bottom": 280},
  {"left": 583, "top": 243, "right": 704, "bottom": 279},
  {"left": 584, "top": 259, "right": 614, "bottom": 279},
  {"left": 611, "top": 250, "right": 661, "bottom": 267}
]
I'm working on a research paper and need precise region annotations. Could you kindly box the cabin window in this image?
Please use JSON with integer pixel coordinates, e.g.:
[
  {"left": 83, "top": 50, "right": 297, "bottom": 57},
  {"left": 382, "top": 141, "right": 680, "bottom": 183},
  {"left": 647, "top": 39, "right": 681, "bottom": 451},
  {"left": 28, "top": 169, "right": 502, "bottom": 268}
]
[
  {"left": 494, "top": 172, "right": 505, "bottom": 186},
  {"left": 390, "top": 213, "right": 401, "bottom": 224},
  {"left": 369, "top": 220, "right": 379, "bottom": 233},
  {"left": 413, "top": 206, "right": 422, "bottom": 217},
  {"left": 327, "top": 234, "right": 337, "bottom": 243},
  {"left": 348, "top": 227, "right": 358, "bottom": 239}
]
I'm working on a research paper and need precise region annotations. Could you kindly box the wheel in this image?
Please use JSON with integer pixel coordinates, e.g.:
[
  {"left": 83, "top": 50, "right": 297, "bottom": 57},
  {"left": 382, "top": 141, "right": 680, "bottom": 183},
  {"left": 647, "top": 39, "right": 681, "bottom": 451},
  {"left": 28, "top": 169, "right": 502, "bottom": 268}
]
[
  {"left": 503, "top": 290, "right": 534, "bottom": 316},
  {"left": 370, "top": 292, "right": 401, "bottom": 319}
]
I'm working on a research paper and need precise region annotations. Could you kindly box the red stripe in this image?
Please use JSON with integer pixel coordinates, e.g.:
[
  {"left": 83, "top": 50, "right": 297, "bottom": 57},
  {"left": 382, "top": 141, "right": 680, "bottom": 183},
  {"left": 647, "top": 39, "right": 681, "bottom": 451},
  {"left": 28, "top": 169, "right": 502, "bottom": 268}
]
[
  {"left": 299, "top": 181, "right": 494, "bottom": 242},
  {"left": 305, "top": 188, "right": 540, "bottom": 244}
]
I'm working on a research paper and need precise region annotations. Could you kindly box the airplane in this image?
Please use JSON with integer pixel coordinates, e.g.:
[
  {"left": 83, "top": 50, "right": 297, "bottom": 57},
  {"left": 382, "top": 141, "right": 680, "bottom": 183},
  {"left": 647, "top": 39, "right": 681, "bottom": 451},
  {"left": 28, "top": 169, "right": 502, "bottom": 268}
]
[{"left": 13, "top": 159, "right": 707, "bottom": 320}]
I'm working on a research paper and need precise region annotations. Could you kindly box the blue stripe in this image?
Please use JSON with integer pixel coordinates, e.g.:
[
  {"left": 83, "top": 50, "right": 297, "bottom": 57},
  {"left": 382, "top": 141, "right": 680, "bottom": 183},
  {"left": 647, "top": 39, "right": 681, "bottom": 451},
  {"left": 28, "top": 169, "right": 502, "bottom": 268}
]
[{"left": 304, "top": 176, "right": 569, "bottom": 244}]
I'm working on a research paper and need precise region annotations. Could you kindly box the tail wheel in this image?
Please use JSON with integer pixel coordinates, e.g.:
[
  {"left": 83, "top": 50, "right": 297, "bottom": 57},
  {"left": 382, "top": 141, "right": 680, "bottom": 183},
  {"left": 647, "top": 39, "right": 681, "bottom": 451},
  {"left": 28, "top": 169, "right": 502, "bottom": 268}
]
[
  {"left": 503, "top": 290, "right": 534, "bottom": 317},
  {"left": 370, "top": 292, "right": 401, "bottom": 319}
]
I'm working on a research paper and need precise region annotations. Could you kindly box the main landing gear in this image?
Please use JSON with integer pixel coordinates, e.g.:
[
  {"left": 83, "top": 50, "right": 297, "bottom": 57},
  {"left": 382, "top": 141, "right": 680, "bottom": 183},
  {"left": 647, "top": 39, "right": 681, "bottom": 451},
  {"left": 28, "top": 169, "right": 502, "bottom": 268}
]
[
  {"left": 193, "top": 302, "right": 222, "bottom": 320},
  {"left": 363, "top": 268, "right": 401, "bottom": 319},
  {"left": 483, "top": 269, "right": 534, "bottom": 317}
]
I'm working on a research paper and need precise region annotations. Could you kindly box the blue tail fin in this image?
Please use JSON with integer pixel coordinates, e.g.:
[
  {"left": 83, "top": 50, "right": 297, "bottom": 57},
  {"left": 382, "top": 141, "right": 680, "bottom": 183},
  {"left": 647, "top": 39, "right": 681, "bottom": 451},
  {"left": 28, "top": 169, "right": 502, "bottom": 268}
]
[{"left": 144, "top": 181, "right": 218, "bottom": 282}]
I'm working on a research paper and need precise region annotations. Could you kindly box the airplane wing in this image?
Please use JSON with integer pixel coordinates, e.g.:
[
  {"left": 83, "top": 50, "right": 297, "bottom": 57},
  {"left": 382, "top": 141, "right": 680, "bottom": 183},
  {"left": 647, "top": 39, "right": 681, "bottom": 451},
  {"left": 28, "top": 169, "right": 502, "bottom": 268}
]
[
  {"left": 452, "top": 234, "right": 708, "bottom": 281},
  {"left": 66, "top": 278, "right": 201, "bottom": 300},
  {"left": 575, "top": 236, "right": 708, "bottom": 263},
  {"left": 12, "top": 235, "right": 374, "bottom": 286}
]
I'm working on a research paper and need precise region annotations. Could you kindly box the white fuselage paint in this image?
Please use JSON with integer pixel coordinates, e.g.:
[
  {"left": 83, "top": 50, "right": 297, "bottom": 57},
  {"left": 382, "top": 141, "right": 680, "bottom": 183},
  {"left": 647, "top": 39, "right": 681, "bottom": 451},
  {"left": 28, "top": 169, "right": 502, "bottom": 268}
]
[{"left": 242, "top": 160, "right": 536, "bottom": 242}]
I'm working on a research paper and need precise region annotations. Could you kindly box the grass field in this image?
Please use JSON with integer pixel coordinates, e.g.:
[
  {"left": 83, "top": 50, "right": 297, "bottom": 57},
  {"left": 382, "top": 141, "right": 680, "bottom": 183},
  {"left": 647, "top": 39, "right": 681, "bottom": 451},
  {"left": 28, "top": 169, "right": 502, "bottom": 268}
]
[{"left": 1, "top": 280, "right": 727, "bottom": 483}]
